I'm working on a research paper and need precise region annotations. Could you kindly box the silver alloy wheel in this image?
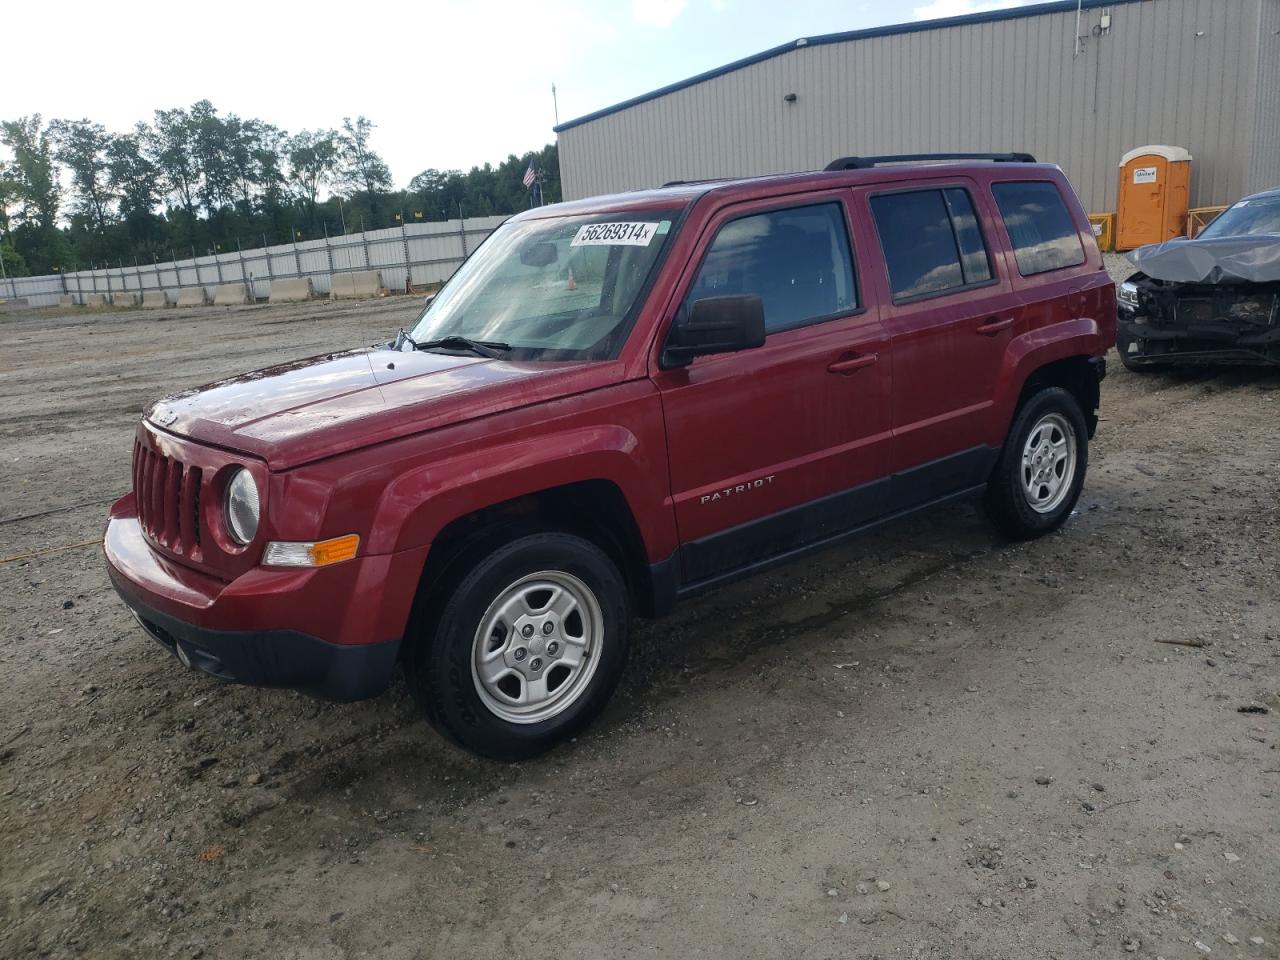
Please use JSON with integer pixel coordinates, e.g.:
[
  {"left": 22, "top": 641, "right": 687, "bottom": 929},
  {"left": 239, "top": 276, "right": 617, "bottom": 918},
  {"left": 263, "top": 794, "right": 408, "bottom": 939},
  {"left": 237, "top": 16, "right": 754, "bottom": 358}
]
[
  {"left": 470, "top": 570, "right": 604, "bottom": 725},
  {"left": 1020, "top": 411, "right": 1077, "bottom": 514}
]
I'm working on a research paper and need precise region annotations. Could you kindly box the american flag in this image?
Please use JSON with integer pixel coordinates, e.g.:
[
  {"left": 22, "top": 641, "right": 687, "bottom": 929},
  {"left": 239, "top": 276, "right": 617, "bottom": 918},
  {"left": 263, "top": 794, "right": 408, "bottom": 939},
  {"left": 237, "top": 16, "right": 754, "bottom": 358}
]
[{"left": 522, "top": 162, "right": 537, "bottom": 189}]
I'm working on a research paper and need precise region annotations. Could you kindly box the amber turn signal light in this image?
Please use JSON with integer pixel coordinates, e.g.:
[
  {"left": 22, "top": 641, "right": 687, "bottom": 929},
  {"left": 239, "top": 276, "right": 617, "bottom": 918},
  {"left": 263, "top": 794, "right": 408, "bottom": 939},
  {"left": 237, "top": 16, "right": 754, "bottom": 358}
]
[{"left": 262, "top": 534, "right": 360, "bottom": 568}]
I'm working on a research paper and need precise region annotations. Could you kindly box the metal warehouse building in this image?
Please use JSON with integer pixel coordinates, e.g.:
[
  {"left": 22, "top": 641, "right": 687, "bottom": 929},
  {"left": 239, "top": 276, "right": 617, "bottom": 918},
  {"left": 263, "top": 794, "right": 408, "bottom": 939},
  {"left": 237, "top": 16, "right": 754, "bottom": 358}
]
[{"left": 555, "top": 0, "right": 1280, "bottom": 214}]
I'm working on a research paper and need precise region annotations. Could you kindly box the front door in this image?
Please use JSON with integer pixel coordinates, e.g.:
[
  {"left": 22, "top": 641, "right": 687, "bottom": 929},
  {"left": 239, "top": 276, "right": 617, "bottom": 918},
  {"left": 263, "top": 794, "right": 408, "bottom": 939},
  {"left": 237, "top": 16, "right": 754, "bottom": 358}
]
[{"left": 651, "top": 193, "right": 892, "bottom": 585}]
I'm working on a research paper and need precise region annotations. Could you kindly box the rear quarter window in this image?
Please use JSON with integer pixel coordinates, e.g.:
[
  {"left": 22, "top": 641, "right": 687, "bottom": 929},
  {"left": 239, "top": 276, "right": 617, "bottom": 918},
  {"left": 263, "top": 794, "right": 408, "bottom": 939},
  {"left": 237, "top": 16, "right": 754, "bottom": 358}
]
[{"left": 991, "top": 181, "right": 1086, "bottom": 276}]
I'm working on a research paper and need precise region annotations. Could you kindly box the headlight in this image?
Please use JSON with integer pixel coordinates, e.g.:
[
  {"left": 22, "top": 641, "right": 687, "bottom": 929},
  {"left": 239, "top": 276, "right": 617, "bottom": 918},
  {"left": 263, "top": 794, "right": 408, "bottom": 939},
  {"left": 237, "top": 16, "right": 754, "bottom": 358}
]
[
  {"left": 224, "top": 468, "right": 260, "bottom": 545},
  {"left": 1118, "top": 281, "right": 1139, "bottom": 308}
]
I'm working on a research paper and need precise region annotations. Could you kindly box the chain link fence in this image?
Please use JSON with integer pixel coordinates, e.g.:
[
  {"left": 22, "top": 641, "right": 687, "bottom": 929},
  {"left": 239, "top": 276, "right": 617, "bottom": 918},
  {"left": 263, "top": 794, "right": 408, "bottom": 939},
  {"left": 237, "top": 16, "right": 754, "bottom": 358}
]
[{"left": 1, "top": 215, "right": 506, "bottom": 308}]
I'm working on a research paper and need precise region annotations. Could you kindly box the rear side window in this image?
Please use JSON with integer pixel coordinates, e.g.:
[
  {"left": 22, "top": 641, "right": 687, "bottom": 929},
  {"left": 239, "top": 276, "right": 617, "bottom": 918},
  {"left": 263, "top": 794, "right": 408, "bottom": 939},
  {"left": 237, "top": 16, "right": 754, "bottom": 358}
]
[
  {"left": 685, "top": 203, "right": 857, "bottom": 334},
  {"left": 992, "top": 181, "right": 1086, "bottom": 275},
  {"left": 869, "top": 187, "right": 993, "bottom": 302},
  {"left": 945, "top": 189, "right": 993, "bottom": 285}
]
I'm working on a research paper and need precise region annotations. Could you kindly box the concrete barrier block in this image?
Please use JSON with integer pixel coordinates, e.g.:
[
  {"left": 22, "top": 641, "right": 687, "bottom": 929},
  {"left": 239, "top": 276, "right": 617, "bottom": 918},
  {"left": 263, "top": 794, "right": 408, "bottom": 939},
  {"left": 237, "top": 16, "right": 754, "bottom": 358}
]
[
  {"left": 59, "top": 295, "right": 78, "bottom": 307},
  {"left": 268, "top": 277, "right": 315, "bottom": 303},
  {"left": 212, "top": 283, "right": 250, "bottom": 306},
  {"left": 175, "top": 287, "right": 209, "bottom": 307},
  {"left": 85, "top": 293, "right": 108, "bottom": 307},
  {"left": 141, "top": 290, "right": 172, "bottom": 309},
  {"left": 330, "top": 270, "right": 384, "bottom": 300},
  {"left": 113, "top": 292, "right": 139, "bottom": 307},
  {"left": 0, "top": 297, "right": 31, "bottom": 313}
]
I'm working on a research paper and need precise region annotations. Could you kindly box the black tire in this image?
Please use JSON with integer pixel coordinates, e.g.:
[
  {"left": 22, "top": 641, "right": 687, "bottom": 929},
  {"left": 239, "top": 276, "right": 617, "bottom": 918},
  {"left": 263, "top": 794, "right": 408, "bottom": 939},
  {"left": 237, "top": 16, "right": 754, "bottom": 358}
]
[
  {"left": 985, "top": 386, "right": 1089, "bottom": 540},
  {"left": 406, "top": 532, "right": 630, "bottom": 760}
]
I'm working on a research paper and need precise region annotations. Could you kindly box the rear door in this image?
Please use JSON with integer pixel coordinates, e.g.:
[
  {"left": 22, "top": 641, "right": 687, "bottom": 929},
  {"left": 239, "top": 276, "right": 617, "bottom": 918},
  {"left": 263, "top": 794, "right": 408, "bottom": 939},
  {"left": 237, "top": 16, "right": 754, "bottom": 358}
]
[
  {"left": 651, "top": 191, "right": 892, "bottom": 585},
  {"left": 856, "top": 179, "right": 1014, "bottom": 509}
]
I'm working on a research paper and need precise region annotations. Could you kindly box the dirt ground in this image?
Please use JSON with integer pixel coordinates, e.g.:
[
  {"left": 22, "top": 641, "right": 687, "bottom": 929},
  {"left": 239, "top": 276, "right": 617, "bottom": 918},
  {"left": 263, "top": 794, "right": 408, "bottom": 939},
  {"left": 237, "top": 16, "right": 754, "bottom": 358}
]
[{"left": 1, "top": 260, "right": 1277, "bottom": 960}]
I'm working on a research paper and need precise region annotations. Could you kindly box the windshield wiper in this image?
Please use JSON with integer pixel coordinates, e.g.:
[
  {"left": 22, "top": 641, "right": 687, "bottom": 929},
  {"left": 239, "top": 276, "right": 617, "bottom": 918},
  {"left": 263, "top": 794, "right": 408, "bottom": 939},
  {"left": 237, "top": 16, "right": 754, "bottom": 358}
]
[{"left": 415, "top": 335, "right": 512, "bottom": 359}]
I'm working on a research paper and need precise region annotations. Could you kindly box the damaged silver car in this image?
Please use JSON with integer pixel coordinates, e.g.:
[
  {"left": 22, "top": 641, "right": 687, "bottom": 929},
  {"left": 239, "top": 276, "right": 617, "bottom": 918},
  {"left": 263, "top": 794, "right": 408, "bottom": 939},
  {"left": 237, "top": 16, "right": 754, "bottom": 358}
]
[{"left": 1116, "top": 187, "right": 1280, "bottom": 370}]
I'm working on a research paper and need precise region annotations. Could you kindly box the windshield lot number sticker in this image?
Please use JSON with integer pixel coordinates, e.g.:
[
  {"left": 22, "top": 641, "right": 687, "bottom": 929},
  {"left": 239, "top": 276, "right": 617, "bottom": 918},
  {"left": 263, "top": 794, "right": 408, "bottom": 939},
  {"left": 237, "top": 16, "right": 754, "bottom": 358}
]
[
  {"left": 1133, "top": 167, "right": 1158, "bottom": 184},
  {"left": 572, "top": 222, "right": 659, "bottom": 247}
]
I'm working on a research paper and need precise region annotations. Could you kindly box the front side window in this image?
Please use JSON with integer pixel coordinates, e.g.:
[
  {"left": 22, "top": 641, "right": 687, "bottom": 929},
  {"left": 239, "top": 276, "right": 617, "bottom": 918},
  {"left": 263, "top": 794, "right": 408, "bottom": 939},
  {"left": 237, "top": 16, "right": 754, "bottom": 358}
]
[
  {"left": 869, "top": 187, "right": 993, "bottom": 302},
  {"left": 409, "top": 210, "right": 680, "bottom": 361},
  {"left": 685, "top": 202, "right": 857, "bottom": 335},
  {"left": 992, "top": 181, "right": 1086, "bottom": 276}
]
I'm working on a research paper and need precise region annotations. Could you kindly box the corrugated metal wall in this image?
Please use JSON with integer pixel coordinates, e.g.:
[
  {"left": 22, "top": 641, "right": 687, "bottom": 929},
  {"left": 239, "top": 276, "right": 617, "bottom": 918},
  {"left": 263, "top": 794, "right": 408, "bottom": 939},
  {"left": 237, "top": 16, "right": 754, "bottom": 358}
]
[
  {"left": 1246, "top": 0, "right": 1280, "bottom": 195},
  {"left": 559, "top": 0, "right": 1269, "bottom": 212}
]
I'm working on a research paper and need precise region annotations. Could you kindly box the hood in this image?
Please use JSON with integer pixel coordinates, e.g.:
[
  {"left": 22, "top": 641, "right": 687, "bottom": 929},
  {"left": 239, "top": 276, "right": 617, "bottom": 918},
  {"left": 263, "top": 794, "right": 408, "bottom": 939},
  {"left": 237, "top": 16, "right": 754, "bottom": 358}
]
[
  {"left": 147, "top": 347, "right": 621, "bottom": 469},
  {"left": 1127, "top": 235, "right": 1280, "bottom": 284}
]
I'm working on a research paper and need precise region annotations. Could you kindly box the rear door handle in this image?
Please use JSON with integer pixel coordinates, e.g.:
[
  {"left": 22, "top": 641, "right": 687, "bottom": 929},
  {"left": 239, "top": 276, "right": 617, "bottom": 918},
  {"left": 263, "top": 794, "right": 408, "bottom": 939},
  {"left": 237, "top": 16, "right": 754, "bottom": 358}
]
[
  {"left": 827, "top": 352, "right": 878, "bottom": 374},
  {"left": 977, "top": 316, "right": 1013, "bottom": 335}
]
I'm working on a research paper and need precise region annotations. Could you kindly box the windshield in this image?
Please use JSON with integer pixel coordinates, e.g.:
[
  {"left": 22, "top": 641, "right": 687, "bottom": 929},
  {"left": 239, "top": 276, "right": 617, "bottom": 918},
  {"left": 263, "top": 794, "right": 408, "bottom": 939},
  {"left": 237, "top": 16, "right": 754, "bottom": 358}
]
[
  {"left": 1198, "top": 194, "right": 1280, "bottom": 239},
  {"left": 409, "top": 209, "right": 681, "bottom": 361}
]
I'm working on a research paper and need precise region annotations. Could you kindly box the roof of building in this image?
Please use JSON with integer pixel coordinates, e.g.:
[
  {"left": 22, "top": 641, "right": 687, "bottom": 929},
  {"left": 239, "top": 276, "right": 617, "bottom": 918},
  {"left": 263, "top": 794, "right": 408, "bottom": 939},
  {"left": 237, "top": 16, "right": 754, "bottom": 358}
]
[{"left": 554, "top": 0, "right": 1143, "bottom": 133}]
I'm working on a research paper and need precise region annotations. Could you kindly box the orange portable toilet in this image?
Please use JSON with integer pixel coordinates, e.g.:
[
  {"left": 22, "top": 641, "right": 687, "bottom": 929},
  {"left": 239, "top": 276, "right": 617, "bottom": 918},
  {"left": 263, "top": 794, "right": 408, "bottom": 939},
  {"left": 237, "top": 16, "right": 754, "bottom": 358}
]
[{"left": 1116, "top": 145, "right": 1192, "bottom": 250}]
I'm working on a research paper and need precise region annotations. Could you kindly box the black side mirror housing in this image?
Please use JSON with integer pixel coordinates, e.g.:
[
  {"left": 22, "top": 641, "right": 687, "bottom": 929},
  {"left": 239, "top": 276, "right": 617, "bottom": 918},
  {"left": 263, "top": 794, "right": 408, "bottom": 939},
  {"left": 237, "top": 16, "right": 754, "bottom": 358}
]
[{"left": 661, "top": 295, "right": 766, "bottom": 368}]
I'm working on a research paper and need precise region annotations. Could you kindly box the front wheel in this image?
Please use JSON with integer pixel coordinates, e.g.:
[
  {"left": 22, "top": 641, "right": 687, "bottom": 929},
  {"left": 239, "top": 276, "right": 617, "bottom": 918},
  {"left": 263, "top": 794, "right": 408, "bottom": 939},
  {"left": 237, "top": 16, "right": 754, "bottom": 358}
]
[
  {"left": 985, "top": 387, "right": 1088, "bottom": 540},
  {"left": 407, "top": 532, "right": 630, "bottom": 760}
]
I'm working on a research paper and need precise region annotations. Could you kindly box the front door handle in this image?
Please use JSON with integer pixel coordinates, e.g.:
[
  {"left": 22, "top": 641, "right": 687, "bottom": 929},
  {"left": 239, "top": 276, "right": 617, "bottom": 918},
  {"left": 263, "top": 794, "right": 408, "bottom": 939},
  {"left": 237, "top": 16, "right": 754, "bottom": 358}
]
[
  {"left": 827, "top": 352, "right": 878, "bottom": 374},
  {"left": 977, "top": 316, "right": 1013, "bottom": 335}
]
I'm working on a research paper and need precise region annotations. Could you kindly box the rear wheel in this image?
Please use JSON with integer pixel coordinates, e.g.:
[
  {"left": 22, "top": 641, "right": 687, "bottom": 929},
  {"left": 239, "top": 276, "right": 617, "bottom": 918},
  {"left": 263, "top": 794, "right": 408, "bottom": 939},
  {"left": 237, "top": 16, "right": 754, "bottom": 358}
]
[
  {"left": 407, "top": 532, "right": 629, "bottom": 760},
  {"left": 985, "top": 387, "right": 1088, "bottom": 540}
]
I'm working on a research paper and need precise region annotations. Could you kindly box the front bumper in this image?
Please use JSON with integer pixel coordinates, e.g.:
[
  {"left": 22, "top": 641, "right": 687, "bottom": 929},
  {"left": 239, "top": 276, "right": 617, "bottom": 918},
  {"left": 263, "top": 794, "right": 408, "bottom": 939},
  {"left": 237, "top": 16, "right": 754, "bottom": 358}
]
[
  {"left": 105, "top": 495, "right": 428, "bottom": 701},
  {"left": 1117, "top": 313, "right": 1280, "bottom": 367},
  {"left": 115, "top": 587, "right": 400, "bottom": 701}
]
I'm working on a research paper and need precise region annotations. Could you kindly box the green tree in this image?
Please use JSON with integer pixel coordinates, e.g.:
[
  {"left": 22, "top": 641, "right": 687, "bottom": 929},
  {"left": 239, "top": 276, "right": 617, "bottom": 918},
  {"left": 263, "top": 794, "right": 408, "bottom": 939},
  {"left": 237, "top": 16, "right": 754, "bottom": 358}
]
[
  {"left": 4, "top": 94, "right": 567, "bottom": 270},
  {"left": 286, "top": 129, "right": 340, "bottom": 230},
  {"left": 0, "top": 116, "right": 60, "bottom": 232},
  {"left": 106, "top": 127, "right": 165, "bottom": 254},
  {"left": 338, "top": 116, "right": 391, "bottom": 214},
  {"left": 0, "top": 160, "right": 19, "bottom": 240},
  {"left": 148, "top": 106, "right": 200, "bottom": 224},
  {"left": 190, "top": 100, "right": 236, "bottom": 216},
  {"left": 407, "top": 167, "right": 466, "bottom": 219},
  {"left": 0, "top": 116, "right": 64, "bottom": 272},
  {"left": 49, "top": 118, "right": 114, "bottom": 235},
  {"left": 251, "top": 121, "right": 289, "bottom": 221},
  {"left": 108, "top": 127, "right": 161, "bottom": 220}
]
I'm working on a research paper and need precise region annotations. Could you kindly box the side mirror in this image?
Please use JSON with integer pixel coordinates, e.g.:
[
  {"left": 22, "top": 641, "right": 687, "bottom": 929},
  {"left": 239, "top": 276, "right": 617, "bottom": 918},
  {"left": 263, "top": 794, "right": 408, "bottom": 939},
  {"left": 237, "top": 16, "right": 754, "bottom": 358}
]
[
  {"left": 661, "top": 295, "right": 766, "bottom": 368},
  {"left": 520, "top": 241, "right": 559, "bottom": 267}
]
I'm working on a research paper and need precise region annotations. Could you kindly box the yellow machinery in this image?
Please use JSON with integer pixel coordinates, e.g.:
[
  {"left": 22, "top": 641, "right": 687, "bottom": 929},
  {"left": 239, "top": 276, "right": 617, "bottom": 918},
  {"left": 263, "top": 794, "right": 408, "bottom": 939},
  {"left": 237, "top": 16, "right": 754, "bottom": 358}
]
[
  {"left": 1116, "top": 145, "right": 1192, "bottom": 250},
  {"left": 1087, "top": 213, "right": 1115, "bottom": 252},
  {"left": 1186, "top": 205, "right": 1227, "bottom": 238}
]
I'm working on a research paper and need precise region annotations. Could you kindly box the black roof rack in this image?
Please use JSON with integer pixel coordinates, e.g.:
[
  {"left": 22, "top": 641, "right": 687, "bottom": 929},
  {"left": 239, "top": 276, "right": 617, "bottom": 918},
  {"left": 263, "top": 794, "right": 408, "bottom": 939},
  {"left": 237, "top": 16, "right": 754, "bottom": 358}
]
[
  {"left": 660, "top": 177, "right": 729, "bottom": 187},
  {"left": 824, "top": 152, "right": 1037, "bottom": 171}
]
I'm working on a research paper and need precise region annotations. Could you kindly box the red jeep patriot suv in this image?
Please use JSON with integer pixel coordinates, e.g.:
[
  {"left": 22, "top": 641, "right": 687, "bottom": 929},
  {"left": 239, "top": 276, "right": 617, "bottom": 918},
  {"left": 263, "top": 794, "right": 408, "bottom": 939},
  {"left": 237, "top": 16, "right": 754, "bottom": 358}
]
[{"left": 105, "top": 153, "right": 1115, "bottom": 758}]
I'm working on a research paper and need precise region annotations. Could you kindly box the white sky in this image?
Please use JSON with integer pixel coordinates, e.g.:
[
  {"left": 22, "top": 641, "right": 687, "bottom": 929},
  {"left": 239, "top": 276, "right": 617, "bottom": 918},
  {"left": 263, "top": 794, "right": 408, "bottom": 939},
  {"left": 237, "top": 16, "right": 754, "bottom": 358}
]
[{"left": 3, "top": 0, "right": 1039, "bottom": 187}]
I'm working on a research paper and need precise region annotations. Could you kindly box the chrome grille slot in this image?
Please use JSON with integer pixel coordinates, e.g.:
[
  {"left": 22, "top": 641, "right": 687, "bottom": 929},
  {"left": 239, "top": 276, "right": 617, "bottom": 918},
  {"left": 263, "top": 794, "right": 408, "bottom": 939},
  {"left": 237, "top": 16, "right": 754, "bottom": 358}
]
[
  {"left": 132, "top": 440, "right": 203, "bottom": 558},
  {"left": 185, "top": 467, "right": 203, "bottom": 558}
]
